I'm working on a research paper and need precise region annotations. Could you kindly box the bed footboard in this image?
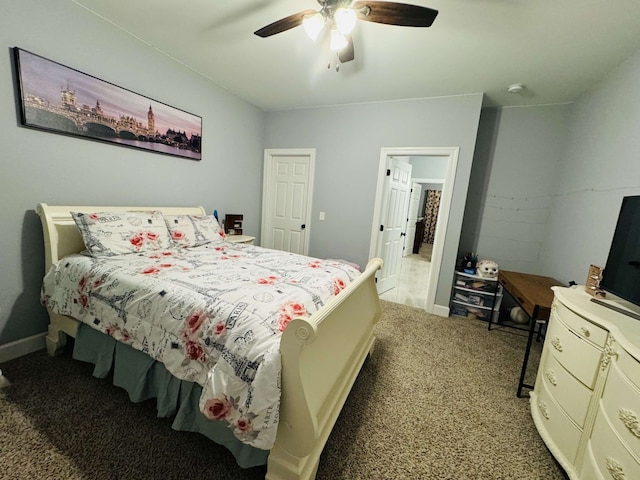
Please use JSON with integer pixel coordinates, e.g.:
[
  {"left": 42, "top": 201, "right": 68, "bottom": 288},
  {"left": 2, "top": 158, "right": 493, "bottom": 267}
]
[{"left": 266, "top": 257, "right": 383, "bottom": 480}]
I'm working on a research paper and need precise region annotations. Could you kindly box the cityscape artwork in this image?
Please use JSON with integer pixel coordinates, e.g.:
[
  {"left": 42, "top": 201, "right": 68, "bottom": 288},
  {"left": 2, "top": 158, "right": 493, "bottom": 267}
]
[{"left": 14, "top": 48, "right": 202, "bottom": 161}]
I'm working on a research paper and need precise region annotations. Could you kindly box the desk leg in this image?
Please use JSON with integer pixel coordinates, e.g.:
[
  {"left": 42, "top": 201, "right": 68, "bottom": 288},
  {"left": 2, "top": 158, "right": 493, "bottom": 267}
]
[{"left": 517, "top": 305, "right": 540, "bottom": 398}]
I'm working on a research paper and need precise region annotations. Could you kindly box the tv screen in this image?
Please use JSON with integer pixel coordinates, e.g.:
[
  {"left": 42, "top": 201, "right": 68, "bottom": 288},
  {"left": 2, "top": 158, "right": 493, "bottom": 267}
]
[{"left": 600, "top": 195, "right": 640, "bottom": 307}]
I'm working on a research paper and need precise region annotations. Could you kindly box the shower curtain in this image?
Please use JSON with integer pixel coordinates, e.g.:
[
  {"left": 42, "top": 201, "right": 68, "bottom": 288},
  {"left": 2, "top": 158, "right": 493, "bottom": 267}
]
[{"left": 423, "top": 190, "right": 441, "bottom": 245}]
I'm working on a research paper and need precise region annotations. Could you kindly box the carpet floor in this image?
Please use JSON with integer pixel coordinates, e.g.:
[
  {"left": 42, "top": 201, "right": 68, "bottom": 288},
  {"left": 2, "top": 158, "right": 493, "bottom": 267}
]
[{"left": 0, "top": 301, "right": 566, "bottom": 479}]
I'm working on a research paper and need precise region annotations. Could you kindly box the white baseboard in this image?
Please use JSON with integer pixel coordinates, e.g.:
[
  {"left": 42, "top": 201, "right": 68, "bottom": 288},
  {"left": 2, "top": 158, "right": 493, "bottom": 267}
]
[
  {"left": 0, "top": 333, "right": 47, "bottom": 364},
  {"left": 431, "top": 303, "right": 450, "bottom": 318}
]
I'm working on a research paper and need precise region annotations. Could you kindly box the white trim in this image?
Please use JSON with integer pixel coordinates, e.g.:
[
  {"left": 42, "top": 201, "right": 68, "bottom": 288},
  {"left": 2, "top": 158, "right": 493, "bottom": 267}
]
[
  {"left": 0, "top": 332, "right": 47, "bottom": 363},
  {"left": 431, "top": 303, "right": 450, "bottom": 318},
  {"left": 369, "top": 147, "right": 459, "bottom": 314},
  {"left": 261, "top": 148, "right": 316, "bottom": 256}
]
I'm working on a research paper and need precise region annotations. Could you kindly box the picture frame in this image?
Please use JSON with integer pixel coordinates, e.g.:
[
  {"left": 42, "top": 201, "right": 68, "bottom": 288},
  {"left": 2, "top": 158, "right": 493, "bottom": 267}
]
[{"left": 13, "top": 47, "right": 202, "bottom": 161}]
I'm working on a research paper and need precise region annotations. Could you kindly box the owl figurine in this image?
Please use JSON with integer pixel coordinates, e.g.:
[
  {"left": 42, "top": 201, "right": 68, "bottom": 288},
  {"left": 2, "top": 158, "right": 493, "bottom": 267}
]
[{"left": 476, "top": 259, "right": 499, "bottom": 278}]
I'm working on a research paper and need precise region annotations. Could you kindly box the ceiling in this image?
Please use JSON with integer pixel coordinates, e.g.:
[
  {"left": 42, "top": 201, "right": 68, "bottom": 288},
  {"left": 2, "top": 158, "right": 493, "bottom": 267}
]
[{"left": 72, "top": 0, "right": 640, "bottom": 112}]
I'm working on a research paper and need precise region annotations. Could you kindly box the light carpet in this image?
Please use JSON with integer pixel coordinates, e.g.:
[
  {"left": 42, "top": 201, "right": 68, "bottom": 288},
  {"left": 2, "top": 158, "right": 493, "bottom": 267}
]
[{"left": 0, "top": 301, "right": 566, "bottom": 479}]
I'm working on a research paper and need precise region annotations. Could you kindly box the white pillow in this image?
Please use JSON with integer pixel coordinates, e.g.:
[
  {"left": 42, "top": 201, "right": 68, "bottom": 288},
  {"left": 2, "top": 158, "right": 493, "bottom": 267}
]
[
  {"left": 164, "top": 214, "right": 226, "bottom": 247},
  {"left": 71, "top": 210, "right": 174, "bottom": 257}
]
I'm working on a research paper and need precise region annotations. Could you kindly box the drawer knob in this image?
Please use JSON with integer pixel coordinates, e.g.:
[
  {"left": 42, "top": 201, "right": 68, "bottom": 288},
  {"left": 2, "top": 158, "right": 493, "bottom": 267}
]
[
  {"left": 619, "top": 408, "right": 640, "bottom": 438},
  {"left": 606, "top": 457, "right": 625, "bottom": 480},
  {"left": 538, "top": 400, "right": 550, "bottom": 420},
  {"left": 551, "top": 337, "right": 563, "bottom": 352},
  {"left": 580, "top": 326, "right": 590, "bottom": 337},
  {"left": 545, "top": 369, "right": 558, "bottom": 386}
]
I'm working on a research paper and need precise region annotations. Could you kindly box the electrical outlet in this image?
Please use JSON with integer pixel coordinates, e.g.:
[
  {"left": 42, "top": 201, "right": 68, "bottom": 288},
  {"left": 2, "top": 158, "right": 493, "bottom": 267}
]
[{"left": 319, "top": 212, "right": 325, "bottom": 221}]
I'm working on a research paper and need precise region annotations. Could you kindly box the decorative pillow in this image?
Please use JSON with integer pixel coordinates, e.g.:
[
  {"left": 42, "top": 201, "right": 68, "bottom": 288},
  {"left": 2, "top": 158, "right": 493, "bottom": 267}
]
[
  {"left": 71, "top": 210, "right": 174, "bottom": 257},
  {"left": 164, "top": 214, "right": 225, "bottom": 247}
]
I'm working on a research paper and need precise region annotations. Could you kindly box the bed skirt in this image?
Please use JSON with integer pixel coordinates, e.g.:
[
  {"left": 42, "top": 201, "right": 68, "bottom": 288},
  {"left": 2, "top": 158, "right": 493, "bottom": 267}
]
[{"left": 72, "top": 323, "right": 269, "bottom": 468}]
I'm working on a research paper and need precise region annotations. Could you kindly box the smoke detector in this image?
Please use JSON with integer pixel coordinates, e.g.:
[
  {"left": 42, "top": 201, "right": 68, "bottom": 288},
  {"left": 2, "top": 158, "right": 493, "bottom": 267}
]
[{"left": 507, "top": 83, "right": 524, "bottom": 94}]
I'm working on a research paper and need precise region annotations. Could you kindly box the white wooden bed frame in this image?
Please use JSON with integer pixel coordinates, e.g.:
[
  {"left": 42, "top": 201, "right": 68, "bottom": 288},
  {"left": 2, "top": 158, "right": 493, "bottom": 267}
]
[{"left": 36, "top": 203, "right": 383, "bottom": 480}]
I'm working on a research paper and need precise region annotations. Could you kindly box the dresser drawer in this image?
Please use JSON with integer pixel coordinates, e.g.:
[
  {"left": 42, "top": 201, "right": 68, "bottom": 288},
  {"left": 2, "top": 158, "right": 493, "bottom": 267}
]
[
  {"left": 581, "top": 443, "right": 607, "bottom": 480},
  {"left": 601, "top": 361, "right": 640, "bottom": 458},
  {"left": 533, "top": 379, "right": 582, "bottom": 464},
  {"left": 617, "top": 345, "right": 640, "bottom": 393},
  {"left": 554, "top": 299, "right": 608, "bottom": 348},
  {"left": 589, "top": 405, "right": 640, "bottom": 480},
  {"left": 546, "top": 315, "right": 602, "bottom": 389},
  {"left": 539, "top": 347, "right": 592, "bottom": 427}
]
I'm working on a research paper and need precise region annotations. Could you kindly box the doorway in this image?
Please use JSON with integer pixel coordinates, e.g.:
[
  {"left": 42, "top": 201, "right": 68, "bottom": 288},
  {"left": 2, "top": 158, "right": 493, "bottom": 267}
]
[
  {"left": 369, "top": 147, "right": 459, "bottom": 313},
  {"left": 261, "top": 149, "right": 315, "bottom": 255},
  {"left": 374, "top": 157, "right": 413, "bottom": 294},
  {"left": 403, "top": 182, "right": 422, "bottom": 258}
]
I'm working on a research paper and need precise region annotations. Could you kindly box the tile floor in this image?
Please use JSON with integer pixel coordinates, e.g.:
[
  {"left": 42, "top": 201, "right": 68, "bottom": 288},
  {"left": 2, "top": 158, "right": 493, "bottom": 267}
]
[{"left": 379, "top": 243, "right": 432, "bottom": 309}]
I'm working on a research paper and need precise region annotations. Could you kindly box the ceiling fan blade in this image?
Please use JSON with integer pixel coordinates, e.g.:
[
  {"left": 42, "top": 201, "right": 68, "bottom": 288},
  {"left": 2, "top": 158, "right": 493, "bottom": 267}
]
[
  {"left": 254, "top": 9, "right": 318, "bottom": 37},
  {"left": 352, "top": 1, "right": 438, "bottom": 27},
  {"left": 338, "top": 35, "right": 355, "bottom": 63}
]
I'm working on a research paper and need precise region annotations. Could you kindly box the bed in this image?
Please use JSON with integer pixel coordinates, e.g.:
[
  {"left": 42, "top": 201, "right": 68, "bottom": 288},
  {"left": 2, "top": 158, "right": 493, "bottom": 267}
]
[{"left": 36, "top": 203, "right": 383, "bottom": 480}]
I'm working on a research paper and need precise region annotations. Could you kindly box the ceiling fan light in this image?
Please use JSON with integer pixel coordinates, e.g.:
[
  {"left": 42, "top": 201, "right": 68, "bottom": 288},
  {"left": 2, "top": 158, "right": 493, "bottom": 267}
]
[
  {"left": 302, "top": 12, "right": 325, "bottom": 41},
  {"left": 330, "top": 29, "right": 348, "bottom": 51},
  {"left": 334, "top": 8, "right": 357, "bottom": 35}
]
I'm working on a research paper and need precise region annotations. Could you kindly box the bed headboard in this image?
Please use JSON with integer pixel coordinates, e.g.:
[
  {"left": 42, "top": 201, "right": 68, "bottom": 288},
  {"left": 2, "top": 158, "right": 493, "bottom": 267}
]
[{"left": 36, "top": 203, "right": 207, "bottom": 270}]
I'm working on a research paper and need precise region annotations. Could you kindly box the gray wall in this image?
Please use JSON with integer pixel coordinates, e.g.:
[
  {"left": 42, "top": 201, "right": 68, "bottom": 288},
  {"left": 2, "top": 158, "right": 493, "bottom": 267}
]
[
  {"left": 0, "top": 0, "right": 266, "bottom": 345},
  {"left": 540, "top": 49, "right": 640, "bottom": 285},
  {"left": 461, "top": 105, "right": 569, "bottom": 272},
  {"left": 410, "top": 156, "right": 449, "bottom": 179},
  {"left": 464, "top": 47, "right": 640, "bottom": 289},
  {"left": 265, "top": 95, "right": 484, "bottom": 308}
]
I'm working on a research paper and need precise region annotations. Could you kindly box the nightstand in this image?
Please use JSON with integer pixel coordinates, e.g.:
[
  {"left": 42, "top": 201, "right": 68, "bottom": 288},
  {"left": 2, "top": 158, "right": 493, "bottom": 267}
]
[{"left": 226, "top": 235, "right": 255, "bottom": 245}]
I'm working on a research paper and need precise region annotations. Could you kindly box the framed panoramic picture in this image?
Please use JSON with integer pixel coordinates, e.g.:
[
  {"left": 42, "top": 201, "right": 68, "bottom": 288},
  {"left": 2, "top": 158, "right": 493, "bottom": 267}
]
[{"left": 13, "top": 47, "right": 202, "bottom": 161}]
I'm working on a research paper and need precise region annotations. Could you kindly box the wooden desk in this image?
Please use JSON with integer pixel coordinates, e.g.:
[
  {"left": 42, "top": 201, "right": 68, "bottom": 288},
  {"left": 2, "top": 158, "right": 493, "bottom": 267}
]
[{"left": 497, "top": 270, "right": 564, "bottom": 397}]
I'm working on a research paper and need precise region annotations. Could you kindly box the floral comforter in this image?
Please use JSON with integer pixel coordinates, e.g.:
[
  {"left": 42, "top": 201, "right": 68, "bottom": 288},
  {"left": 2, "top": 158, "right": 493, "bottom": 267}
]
[{"left": 40, "top": 241, "right": 361, "bottom": 449}]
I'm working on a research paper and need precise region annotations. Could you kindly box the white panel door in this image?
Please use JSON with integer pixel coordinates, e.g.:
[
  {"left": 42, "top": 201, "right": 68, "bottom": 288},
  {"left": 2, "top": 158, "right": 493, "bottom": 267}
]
[
  {"left": 403, "top": 182, "right": 422, "bottom": 257},
  {"left": 376, "top": 158, "right": 412, "bottom": 293},
  {"left": 261, "top": 150, "right": 315, "bottom": 255}
]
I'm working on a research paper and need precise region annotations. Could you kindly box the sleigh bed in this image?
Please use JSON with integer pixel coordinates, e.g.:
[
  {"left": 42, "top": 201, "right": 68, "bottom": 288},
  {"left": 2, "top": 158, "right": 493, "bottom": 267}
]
[{"left": 36, "top": 203, "right": 383, "bottom": 480}]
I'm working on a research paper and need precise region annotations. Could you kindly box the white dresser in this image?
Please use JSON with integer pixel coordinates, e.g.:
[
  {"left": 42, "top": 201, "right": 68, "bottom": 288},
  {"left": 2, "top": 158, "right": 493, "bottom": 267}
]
[{"left": 531, "top": 286, "right": 640, "bottom": 479}]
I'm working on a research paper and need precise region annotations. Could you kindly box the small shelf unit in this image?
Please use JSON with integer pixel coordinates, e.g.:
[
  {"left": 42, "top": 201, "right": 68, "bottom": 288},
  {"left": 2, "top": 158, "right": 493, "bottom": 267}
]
[
  {"left": 224, "top": 214, "right": 243, "bottom": 236},
  {"left": 450, "top": 270, "right": 502, "bottom": 323}
]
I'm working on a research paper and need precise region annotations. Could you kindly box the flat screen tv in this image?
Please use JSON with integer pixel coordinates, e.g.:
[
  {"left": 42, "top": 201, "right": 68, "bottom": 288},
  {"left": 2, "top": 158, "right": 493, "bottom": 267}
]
[{"left": 596, "top": 195, "right": 640, "bottom": 319}]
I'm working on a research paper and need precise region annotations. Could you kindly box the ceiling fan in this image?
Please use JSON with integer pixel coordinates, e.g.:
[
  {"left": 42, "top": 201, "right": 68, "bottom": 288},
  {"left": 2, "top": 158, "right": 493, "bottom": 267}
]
[{"left": 254, "top": 0, "right": 438, "bottom": 66}]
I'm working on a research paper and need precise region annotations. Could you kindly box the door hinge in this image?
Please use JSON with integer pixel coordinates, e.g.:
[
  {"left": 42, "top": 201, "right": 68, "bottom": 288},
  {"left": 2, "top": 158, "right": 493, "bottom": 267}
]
[
  {"left": 386, "top": 169, "right": 391, "bottom": 176},
  {"left": 380, "top": 225, "right": 384, "bottom": 232}
]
